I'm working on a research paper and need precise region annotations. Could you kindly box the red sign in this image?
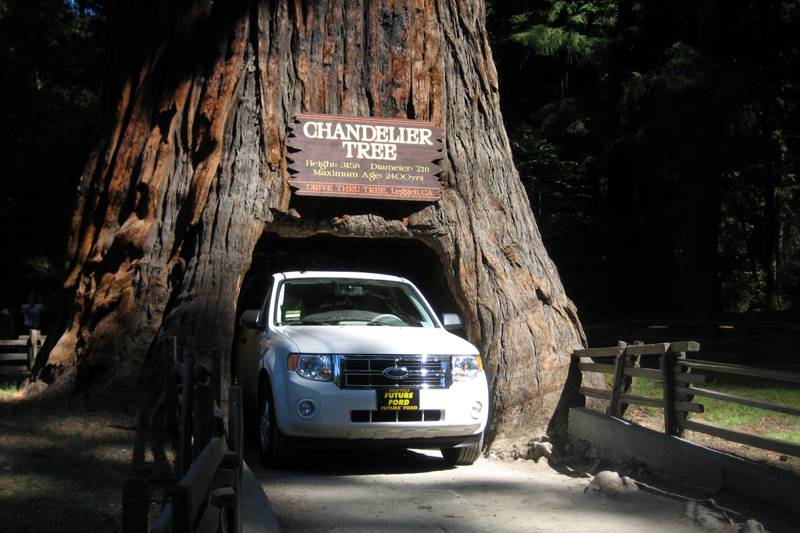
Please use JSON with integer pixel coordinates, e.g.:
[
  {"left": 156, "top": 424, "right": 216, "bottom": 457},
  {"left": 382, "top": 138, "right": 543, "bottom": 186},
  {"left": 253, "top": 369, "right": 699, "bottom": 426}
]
[{"left": 288, "top": 114, "right": 443, "bottom": 201}]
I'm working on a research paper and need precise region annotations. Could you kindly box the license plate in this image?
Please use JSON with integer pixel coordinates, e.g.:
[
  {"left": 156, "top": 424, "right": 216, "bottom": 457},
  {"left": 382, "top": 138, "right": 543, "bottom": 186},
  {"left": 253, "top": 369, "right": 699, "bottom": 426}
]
[{"left": 377, "top": 388, "right": 420, "bottom": 412}]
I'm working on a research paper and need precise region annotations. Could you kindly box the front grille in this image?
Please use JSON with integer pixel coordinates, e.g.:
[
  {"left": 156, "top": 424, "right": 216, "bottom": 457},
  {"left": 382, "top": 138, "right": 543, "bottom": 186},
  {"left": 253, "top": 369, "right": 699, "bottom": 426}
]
[
  {"left": 351, "top": 410, "right": 444, "bottom": 423},
  {"left": 337, "top": 355, "right": 450, "bottom": 389}
]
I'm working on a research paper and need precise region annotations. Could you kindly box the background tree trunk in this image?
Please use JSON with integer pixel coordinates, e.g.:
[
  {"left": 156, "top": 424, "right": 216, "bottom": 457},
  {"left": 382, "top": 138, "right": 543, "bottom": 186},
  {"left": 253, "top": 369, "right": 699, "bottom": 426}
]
[{"left": 37, "top": 0, "right": 587, "bottom": 445}]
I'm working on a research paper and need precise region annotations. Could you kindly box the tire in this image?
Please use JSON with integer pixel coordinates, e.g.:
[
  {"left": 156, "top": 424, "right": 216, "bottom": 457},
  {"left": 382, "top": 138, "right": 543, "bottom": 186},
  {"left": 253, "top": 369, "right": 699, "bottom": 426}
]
[
  {"left": 258, "top": 384, "right": 295, "bottom": 468},
  {"left": 441, "top": 435, "right": 483, "bottom": 466}
]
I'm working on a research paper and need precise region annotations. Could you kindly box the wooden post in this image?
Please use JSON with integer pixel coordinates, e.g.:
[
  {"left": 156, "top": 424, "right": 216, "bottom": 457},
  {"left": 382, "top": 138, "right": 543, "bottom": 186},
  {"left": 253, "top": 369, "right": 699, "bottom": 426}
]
[
  {"left": 171, "top": 484, "right": 192, "bottom": 533},
  {"left": 178, "top": 349, "right": 194, "bottom": 478},
  {"left": 122, "top": 476, "right": 149, "bottom": 533},
  {"left": 618, "top": 340, "right": 642, "bottom": 417},
  {"left": 233, "top": 386, "right": 244, "bottom": 533},
  {"left": 193, "top": 384, "right": 215, "bottom": 459},
  {"left": 228, "top": 386, "right": 244, "bottom": 462},
  {"left": 606, "top": 341, "right": 627, "bottom": 417},
  {"left": 163, "top": 336, "right": 178, "bottom": 437},
  {"left": 669, "top": 342, "right": 696, "bottom": 438},
  {"left": 27, "top": 329, "right": 39, "bottom": 370},
  {"left": 673, "top": 349, "right": 689, "bottom": 437},
  {"left": 229, "top": 385, "right": 243, "bottom": 533},
  {"left": 211, "top": 349, "right": 222, "bottom": 405},
  {"left": 662, "top": 349, "right": 678, "bottom": 436}
]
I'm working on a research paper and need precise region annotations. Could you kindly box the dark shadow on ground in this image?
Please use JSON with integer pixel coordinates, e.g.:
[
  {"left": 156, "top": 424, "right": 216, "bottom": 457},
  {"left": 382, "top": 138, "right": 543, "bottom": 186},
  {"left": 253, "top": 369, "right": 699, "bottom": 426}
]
[
  {"left": 245, "top": 441, "right": 454, "bottom": 476},
  {"left": 0, "top": 394, "right": 142, "bottom": 533}
]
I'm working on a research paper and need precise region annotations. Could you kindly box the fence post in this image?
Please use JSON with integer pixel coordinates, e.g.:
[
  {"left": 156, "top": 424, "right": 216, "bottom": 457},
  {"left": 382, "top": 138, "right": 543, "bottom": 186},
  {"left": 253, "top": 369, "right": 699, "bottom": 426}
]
[
  {"left": 211, "top": 349, "right": 222, "bottom": 405},
  {"left": 618, "top": 340, "right": 642, "bottom": 417},
  {"left": 122, "top": 476, "right": 149, "bottom": 533},
  {"left": 669, "top": 344, "right": 691, "bottom": 437},
  {"left": 662, "top": 349, "right": 678, "bottom": 436},
  {"left": 163, "top": 336, "right": 177, "bottom": 437},
  {"left": 193, "top": 384, "right": 215, "bottom": 459},
  {"left": 27, "top": 329, "right": 40, "bottom": 370},
  {"left": 172, "top": 484, "right": 192, "bottom": 533},
  {"left": 178, "top": 349, "right": 194, "bottom": 478},
  {"left": 227, "top": 385, "right": 243, "bottom": 533},
  {"left": 228, "top": 386, "right": 244, "bottom": 463},
  {"left": 606, "top": 341, "right": 628, "bottom": 417}
]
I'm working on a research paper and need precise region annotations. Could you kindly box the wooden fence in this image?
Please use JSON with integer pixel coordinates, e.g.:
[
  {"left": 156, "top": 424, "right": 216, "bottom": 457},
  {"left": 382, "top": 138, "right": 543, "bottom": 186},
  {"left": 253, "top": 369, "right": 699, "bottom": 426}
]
[
  {"left": 0, "top": 329, "right": 45, "bottom": 370},
  {"left": 574, "top": 340, "right": 800, "bottom": 458},
  {"left": 122, "top": 337, "right": 244, "bottom": 533}
]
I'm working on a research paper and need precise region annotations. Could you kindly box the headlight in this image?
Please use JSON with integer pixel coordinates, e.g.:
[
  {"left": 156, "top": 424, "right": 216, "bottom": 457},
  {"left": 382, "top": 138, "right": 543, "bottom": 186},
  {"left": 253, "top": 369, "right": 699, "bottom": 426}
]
[
  {"left": 287, "top": 354, "right": 332, "bottom": 381},
  {"left": 452, "top": 355, "right": 483, "bottom": 382}
]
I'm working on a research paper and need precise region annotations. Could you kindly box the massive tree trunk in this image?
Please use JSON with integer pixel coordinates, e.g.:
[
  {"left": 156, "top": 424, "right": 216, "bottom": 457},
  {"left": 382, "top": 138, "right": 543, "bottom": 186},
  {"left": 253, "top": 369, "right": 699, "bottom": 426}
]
[{"left": 36, "top": 0, "right": 586, "bottom": 444}]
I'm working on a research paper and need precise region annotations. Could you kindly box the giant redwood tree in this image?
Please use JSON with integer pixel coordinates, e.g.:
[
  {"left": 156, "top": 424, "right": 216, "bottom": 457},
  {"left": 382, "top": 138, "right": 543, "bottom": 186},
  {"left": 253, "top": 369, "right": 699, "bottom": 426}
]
[{"left": 37, "top": 0, "right": 588, "bottom": 445}]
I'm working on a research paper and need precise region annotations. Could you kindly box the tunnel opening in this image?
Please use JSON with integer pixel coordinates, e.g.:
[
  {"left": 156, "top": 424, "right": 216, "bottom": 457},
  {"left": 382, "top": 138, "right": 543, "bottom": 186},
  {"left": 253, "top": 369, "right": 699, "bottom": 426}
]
[{"left": 235, "top": 232, "right": 462, "bottom": 332}]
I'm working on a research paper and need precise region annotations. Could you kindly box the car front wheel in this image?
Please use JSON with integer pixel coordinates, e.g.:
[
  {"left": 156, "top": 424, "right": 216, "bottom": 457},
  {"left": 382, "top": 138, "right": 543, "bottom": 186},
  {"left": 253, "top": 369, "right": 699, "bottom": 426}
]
[
  {"left": 258, "top": 385, "right": 294, "bottom": 468},
  {"left": 441, "top": 434, "right": 483, "bottom": 466}
]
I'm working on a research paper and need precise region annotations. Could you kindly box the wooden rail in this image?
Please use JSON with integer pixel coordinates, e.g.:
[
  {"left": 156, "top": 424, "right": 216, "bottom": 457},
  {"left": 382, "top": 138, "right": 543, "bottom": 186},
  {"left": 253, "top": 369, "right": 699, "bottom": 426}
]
[
  {"left": 0, "top": 330, "right": 45, "bottom": 370},
  {"left": 573, "top": 340, "right": 800, "bottom": 458},
  {"left": 122, "top": 337, "right": 243, "bottom": 533}
]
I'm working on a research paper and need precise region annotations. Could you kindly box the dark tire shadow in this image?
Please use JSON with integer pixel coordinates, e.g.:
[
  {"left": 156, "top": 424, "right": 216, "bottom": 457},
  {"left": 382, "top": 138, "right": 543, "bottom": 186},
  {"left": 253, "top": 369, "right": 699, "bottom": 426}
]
[{"left": 246, "top": 443, "right": 456, "bottom": 476}]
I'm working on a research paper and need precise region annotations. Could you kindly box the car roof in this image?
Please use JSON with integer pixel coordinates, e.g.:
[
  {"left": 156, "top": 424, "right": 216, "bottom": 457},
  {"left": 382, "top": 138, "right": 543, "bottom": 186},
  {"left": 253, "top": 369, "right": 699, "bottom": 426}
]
[{"left": 278, "top": 271, "right": 410, "bottom": 283}]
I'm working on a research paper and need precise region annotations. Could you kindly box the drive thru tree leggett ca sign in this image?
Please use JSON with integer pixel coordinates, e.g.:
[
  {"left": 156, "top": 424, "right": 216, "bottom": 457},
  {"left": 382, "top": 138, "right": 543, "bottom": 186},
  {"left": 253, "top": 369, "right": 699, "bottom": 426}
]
[{"left": 288, "top": 114, "right": 443, "bottom": 201}]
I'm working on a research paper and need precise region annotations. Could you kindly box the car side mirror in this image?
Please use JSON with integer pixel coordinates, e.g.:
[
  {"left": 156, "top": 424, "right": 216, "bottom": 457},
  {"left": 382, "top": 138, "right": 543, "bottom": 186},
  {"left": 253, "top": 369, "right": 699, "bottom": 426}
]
[
  {"left": 442, "top": 313, "right": 464, "bottom": 332},
  {"left": 239, "top": 309, "right": 263, "bottom": 329}
]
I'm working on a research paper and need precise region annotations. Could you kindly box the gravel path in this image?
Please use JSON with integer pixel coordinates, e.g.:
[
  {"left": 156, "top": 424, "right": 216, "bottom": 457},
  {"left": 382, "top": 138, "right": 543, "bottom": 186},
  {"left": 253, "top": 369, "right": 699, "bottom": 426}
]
[{"left": 248, "top": 448, "right": 707, "bottom": 533}]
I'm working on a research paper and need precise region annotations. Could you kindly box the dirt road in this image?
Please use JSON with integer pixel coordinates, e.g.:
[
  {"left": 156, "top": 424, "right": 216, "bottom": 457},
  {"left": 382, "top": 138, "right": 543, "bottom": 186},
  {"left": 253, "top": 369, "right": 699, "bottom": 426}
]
[{"left": 248, "top": 448, "right": 707, "bottom": 532}]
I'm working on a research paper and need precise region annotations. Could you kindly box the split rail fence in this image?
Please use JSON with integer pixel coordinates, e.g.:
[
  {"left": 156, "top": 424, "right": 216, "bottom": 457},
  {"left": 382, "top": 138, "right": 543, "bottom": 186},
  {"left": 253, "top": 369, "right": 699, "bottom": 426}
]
[
  {"left": 574, "top": 340, "right": 800, "bottom": 458},
  {"left": 122, "top": 337, "right": 244, "bottom": 533},
  {"left": 0, "top": 329, "right": 45, "bottom": 370}
]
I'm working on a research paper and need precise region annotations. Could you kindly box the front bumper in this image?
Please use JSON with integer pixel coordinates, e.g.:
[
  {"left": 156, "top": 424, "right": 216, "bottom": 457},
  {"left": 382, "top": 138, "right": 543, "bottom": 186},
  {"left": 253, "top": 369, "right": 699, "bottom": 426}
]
[
  {"left": 275, "top": 372, "right": 489, "bottom": 441},
  {"left": 286, "top": 433, "right": 483, "bottom": 451}
]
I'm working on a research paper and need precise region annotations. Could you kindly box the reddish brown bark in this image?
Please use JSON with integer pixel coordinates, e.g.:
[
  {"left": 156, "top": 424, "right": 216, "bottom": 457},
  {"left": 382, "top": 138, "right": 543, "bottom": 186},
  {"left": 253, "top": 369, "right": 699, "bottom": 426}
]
[{"left": 37, "top": 0, "right": 587, "bottom": 444}]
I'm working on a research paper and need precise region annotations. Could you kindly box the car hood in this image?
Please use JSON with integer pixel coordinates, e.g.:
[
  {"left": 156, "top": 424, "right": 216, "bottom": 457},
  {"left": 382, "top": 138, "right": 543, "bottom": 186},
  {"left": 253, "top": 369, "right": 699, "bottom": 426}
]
[{"left": 274, "top": 325, "right": 479, "bottom": 355}]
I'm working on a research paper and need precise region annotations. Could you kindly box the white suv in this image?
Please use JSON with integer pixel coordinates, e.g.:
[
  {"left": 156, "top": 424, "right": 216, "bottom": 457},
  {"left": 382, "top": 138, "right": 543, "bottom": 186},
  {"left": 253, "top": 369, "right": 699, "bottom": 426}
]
[{"left": 236, "top": 271, "right": 489, "bottom": 467}]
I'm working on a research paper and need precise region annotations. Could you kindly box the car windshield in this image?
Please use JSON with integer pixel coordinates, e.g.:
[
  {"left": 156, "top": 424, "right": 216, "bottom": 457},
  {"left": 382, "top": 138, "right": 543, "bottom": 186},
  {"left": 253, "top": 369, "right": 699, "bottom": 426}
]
[{"left": 275, "top": 278, "right": 436, "bottom": 327}]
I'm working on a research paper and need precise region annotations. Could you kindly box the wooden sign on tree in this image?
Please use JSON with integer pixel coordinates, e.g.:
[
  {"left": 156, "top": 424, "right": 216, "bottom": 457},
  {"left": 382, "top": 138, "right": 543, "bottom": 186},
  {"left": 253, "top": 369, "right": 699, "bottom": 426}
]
[{"left": 288, "top": 114, "right": 443, "bottom": 201}]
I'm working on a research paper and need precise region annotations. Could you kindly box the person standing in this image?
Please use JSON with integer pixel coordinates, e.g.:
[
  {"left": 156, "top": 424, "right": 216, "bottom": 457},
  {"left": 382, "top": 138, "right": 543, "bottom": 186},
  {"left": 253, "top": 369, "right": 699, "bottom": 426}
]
[{"left": 21, "top": 291, "right": 45, "bottom": 332}]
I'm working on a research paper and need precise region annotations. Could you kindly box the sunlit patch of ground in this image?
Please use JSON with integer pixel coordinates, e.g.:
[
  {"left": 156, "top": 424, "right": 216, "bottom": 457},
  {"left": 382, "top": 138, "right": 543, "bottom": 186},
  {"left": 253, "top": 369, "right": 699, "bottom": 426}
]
[{"left": 0, "top": 384, "right": 24, "bottom": 401}]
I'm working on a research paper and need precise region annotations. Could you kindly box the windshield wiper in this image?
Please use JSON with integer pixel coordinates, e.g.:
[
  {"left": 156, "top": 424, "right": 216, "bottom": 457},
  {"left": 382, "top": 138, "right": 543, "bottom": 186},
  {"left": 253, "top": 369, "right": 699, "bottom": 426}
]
[{"left": 285, "top": 319, "right": 333, "bottom": 326}]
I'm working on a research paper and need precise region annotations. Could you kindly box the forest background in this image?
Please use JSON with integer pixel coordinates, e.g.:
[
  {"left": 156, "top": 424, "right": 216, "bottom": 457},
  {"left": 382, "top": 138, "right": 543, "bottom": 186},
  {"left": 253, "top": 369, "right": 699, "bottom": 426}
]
[{"left": 0, "top": 0, "right": 797, "bottom": 335}]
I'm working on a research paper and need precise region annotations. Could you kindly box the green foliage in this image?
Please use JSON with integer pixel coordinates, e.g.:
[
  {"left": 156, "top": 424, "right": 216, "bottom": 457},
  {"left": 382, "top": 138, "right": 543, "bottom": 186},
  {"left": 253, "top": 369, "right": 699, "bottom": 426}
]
[
  {"left": 510, "top": 1, "right": 619, "bottom": 65},
  {"left": 489, "top": 0, "right": 800, "bottom": 315},
  {"left": 0, "top": 0, "right": 108, "bottom": 310}
]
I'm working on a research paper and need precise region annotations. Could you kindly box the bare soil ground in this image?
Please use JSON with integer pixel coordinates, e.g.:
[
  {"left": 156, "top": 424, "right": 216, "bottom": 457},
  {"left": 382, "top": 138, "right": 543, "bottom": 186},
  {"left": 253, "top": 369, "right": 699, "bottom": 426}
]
[
  {"left": 252, "top": 446, "right": 800, "bottom": 533},
  {"left": 0, "top": 381, "right": 139, "bottom": 533}
]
